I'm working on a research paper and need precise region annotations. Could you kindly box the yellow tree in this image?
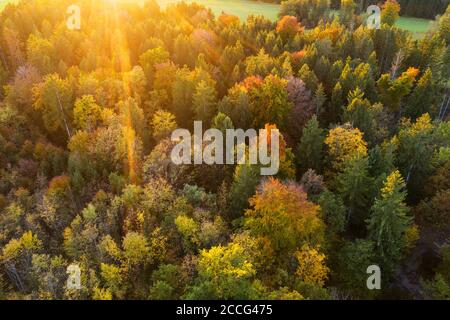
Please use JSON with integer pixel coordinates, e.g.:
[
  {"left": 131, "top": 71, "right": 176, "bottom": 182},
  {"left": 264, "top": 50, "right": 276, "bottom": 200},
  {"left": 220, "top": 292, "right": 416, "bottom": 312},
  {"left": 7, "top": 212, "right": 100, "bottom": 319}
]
[
  {"left": 245, "top": 178, "right": 325, "bottom": 255},
  {"left": 294, "top": 244, "right": 329, "bottom": 287},
  {"left": 381, "top": 0, "right": 401, "bottom": 26},
  {"left": 325, "top": 124, "right": 368, "bottom": 172}
]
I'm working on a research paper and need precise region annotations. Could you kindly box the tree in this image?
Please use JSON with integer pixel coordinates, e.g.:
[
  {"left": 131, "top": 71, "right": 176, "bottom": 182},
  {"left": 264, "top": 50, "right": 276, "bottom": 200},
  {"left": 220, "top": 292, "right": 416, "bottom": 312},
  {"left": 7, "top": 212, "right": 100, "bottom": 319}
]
[
  {"left": 325, "top": 124, "right": 368, "bottom": 172},
  {"left": 296, "top": 116, "right": 325, "bottom": 173},
  {"left": 218, "top": 84, "right": 252, "bottom": 129},
  {"left": 317, "top": 190, "right": 347, "bottom": 235},
  {"left": 249, "top": 75, "right": 292, "bottom": 129},
  {"left": 122, "top": 232, "right": 149, "bottom": 267},
  {"left": 276, "top": 16, "right": 304, "bottom": 38},
  {"left": 186, "top": 241, "right": 257, "bottom": 299},
  {"left": 342, "top": 88, "right": 381, "bottom": 144},
  {"left": 211, "top": 112, "right": 234, "bottom": 133},
  {"left": 336, "top": 239, "right": 377, "bottom": 298},
  {"left": 26, "top": 34, "right": 55, "bottom": 75},
  {"left": 228, "top": 163, "right": 261, "bottom": 219},
  {"left": 395, "top": 113, "right": 443, "bottom": 201},
  {"left": 381, "top": 0, "right": 401, "bottom": 26},
  {"left": 298, "top": 64, "right": 319, "bottom": 92},
  {"left": 139, "top": 47, "right": 170, "bottom": 85},
  {"left": 340, "top": 0, "right": 357, "bottom": 27},
  {"left": 336, "top": 156, "right": 374, "bottom": 230},
  {"left": 192, "top": 80, "right": 217, "bottom": 125},
  {"left": 32, "top": 73, "right": 73, "bottom": 138},
  {"left": 377, "top": 67, "right": 419, "bottom": 112},
  {"left": 245, "top": 178, "right": 325, "bottom": 255},
  {"left": 73, "top": 95, "right": 103, "bottom": 132},
  {"left": 150, "top": 110, "right": 177, "bottom": 142},
  {"left": 294, "top": 244, "right": 329, "bottom": 287},
  {"left": 279, "top": 0, "right": 330, "bottom": 28},
  {"left": 313, "top": 83, "right": 326, "bottom": 116},
  {"left": 149, "top": 264, "right": 182, "bottom": 300},
  {"left": 438, "top": 5, "right": 450, "bottom": 44},
  {"left": 405, "top": 69, "right": 437, "bottom": 120},
  {"left": 1, "top": 231, "right": 43, "bottom": 293},
  {"left": 300, "top": 169, "right": 325, "bottom": 198},
  {"left": 367, "top": 170, "right": 412, "bottom": 276},
  {"left": 422, "top": 242, "right": 450, "bottom": 299},
  {"left": 175, "top": 215, "right": 199, "bottom": 252},
  {"left": 286, "top": 76, "right": 315, "bottom": 141}
]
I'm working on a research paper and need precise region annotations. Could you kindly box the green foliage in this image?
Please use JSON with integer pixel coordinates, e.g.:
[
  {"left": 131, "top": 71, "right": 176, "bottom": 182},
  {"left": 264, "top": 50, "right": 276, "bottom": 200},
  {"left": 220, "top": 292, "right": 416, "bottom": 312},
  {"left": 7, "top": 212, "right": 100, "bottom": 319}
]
[
  {"left": 297, "top": 115, "right": 325, "bottom": 172},
  {"left": 186, "top": 241, "right": 258, "bottom": 299},
  {"left": 336, "top": 156, "right": 374, "bottom": 230},
  {"left": 193, "top": 80, "right": 217, "bottom": 125},
  {"left": 336, "top": 239, "right": 377, "bottom": 299},
  {"left": 150, "top": 110, "right": 177, "bottom": 142},
  {"left": 317, "top": 190, "right": 347, "bottom": 235},
  {"left": 279, "top": 0, "right": 330, "bottom": 28},
  {"left": 367, "top": 170, "right": 412, "bottom": 276}
]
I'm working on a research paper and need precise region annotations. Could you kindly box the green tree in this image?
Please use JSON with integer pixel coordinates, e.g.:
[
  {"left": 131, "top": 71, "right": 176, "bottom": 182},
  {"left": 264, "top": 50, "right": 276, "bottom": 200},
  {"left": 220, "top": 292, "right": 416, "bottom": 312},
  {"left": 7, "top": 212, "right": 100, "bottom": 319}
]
[
  {"left": 336, "top": 239, "right": 377, "bottom": 298},
  {"left": 317, "top": 190, "right": 347, "bottom": 235},
  {"left": 377, "top": 67, "right": 419, "bottom": 112},
  {"left": 296, "top": 116, "right": 325, "bottom": 173},
  {"left": 438, "top": 5, "right": 450, "bottom": 44},
  {"left": 211, "top": 112, "right": 234, "bottom": 133},
  {"left": 340, "top": 0, "right": 357, "bottom": 27},
  {"left": 249, "top": 75, "right": 292, "bottom": 129},
  {"left": 73, "top": 95, "right": 103, "bottom": 132},
  {"left": 405, "top": 69, "right": 437, "bottom": 120},
  {"left": 32, "top": 73, "right": 73, "bottom": 138},
  {"left": 186, "top": 241, "right": 258, "bottom": 299},
  {"left": 139, "top": 47, "right": 170, "bottom": 85},
  {"left": 192, "top": 80, "right": 217, "bottom": 125},
  {"left": 150, "top": 110, "right": 177, "bottom": 142},
  {"left": 367, "top": 170, "right": 412, "bottom": 276},
  {"left": 336, "top": 156, "right": 374, "bottom": 230}
]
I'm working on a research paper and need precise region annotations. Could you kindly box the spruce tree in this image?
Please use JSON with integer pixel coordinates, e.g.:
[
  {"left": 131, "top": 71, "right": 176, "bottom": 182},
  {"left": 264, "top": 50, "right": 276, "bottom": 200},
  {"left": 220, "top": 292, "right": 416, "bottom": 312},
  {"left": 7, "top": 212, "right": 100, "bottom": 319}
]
[{"left": 367, "top": 170, "right": 412, "bottom": 276}]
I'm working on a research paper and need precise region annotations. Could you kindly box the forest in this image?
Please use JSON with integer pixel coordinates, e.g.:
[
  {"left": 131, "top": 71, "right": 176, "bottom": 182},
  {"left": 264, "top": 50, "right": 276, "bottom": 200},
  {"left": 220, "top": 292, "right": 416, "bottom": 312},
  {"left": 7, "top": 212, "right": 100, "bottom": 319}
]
[{"left": 0, "top": 0, "right": 449, "bottom": 300}]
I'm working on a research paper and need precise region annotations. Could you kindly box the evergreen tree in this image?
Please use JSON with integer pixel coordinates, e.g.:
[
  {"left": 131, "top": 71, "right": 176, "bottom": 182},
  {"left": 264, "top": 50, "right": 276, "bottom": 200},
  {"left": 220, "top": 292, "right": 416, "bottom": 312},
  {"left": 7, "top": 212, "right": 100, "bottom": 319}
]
[
  {"left": 367, "top": 170, "right": 412, "bottom": 276},
  {"left": 296, "top": 116, "right": 325, "bottom": 173}
]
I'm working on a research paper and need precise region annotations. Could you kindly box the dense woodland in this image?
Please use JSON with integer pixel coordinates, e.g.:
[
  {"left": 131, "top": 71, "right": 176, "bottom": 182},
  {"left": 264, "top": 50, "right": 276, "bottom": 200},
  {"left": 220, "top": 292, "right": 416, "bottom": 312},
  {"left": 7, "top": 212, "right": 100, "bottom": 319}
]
[
  {"left": 0, "top": 0, "right": 449, "bottom": 300},
  {"left": 262, "top": 0, "right": 450, "bottom": 20}
]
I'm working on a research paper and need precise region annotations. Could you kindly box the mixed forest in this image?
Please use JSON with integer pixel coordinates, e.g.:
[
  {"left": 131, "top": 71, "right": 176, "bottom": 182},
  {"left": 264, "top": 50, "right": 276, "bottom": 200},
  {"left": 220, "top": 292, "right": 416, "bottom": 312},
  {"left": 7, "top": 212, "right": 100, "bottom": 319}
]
[{"left": 0, "top": 0, "right": 449, "bottom": 300}]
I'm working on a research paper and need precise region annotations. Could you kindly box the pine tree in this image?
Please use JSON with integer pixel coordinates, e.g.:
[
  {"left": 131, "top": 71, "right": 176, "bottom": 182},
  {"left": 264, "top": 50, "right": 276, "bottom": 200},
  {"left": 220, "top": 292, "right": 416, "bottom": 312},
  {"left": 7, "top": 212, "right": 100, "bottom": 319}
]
[
  {"left": 336, "top": 156, "right": 374, "bottom": 231},
  {"left": 405, "top": 68, "right": 437, "bottom": 120},
  {"left": 296, "top": 116, "right": 325, "bottom": 173},
  {"left": 193, "top": 80, "right": 217, "bottom": 125},
  {"left": 367, "top": 170, "right": 412, "bottom": 276},
  {"left": 313, "top": 83, "right": 327, "bottom": 116}
]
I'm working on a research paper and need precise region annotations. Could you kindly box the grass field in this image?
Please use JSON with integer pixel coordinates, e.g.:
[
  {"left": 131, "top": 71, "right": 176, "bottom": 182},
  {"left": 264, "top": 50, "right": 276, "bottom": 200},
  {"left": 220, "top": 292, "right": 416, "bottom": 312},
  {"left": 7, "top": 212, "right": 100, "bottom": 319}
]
[
  {"left": 158, "top": 0, "right": 280, "bottom": 21},
  {"left": 0, "top": 0, "right": 433, "bottom": 36}
]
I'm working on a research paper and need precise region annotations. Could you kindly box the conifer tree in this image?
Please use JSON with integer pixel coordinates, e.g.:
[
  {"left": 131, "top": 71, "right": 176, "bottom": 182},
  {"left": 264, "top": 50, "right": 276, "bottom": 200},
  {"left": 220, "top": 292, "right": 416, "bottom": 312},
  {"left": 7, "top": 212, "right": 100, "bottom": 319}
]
[{"left": 367, "top": 170, "right": 412, "bottom": 276}]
